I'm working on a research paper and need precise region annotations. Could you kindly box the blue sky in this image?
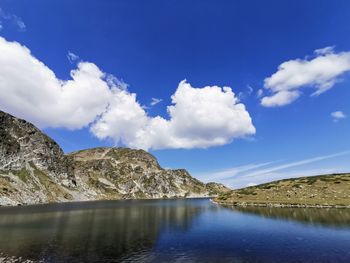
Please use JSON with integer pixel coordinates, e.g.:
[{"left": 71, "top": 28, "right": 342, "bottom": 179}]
[{"left": 0, "top": 0, "right": 350, "bottom": 188}]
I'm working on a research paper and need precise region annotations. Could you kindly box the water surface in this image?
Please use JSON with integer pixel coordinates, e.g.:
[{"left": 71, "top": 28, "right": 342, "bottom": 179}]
[{"left": 0, "top": 198, "right": 349, "bottom": 262}]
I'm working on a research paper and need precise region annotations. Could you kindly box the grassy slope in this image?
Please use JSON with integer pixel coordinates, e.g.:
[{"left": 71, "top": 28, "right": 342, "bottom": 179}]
[{"left": 215, "top": 173, "right": 350, "bottom": 207}]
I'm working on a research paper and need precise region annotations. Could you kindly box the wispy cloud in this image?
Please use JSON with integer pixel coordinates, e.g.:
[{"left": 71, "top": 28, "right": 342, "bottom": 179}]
[
  {"left": 243, "top": 151, "right": 350, "bottom": 178},
  {"left": 256, "top": 89, "right": 263, "bottom": 98},
  {"left": 0, "top": 8, "right": 26, "bottom": 31},
  {"left": 150, "top": 97, "right": 162, "bottom": 106},
  {"left": 238, "top": 85, "right": 254, "bottom": 100},
  {"left": 196, "top": 161, "right": 275, "bottom": 182},
  {"left": 67, "top": 52, "right": 80, "bottom": 63},
  {"left": 198, "top": 151, "right": 350, "bottom": 188},
  {"left": 230, "top": 167, "right": 349, "bottom": 189},
  {"left": 331, "top": 111, "right": 346, "bottom": 122}
]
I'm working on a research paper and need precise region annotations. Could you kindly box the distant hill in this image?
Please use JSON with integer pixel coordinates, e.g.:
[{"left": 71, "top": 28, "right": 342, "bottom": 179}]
[
  {"left": 0, "top": 110, "right": 230, "bottom": 206},
  {"left": 215, "top": 173, "right": 350, "bottom": 208}
]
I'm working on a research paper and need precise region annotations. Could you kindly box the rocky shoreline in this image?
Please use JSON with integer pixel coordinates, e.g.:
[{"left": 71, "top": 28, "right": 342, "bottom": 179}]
[{"left": 0, "top": 253, "right": 40, "bottom": 263}]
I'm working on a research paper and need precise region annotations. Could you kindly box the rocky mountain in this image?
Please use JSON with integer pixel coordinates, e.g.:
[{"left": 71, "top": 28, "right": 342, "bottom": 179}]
[
  {"left": 0, "top": 111, "right": 77, "bottom": 206},
  {"left": 215, "top": 173, "right": 350, "bottom": 207},
  {"left": 0, "top": 110, "right": 230, "bottom": 206},
  {"left": 69, "top": 147, "right": 219, "bottom": 200}
]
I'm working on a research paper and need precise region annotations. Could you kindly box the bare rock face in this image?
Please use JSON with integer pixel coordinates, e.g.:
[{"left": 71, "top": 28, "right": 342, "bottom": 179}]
[
  {"left": 0, "top": 111, "right": 75, "bottom": 186},
  {"left": 0, "top": 110, "right": 230, "bottom": 206},
  {"left": 70, "top": 148, "right": 210, "bottom": 199},
  {"left": 0, "top": 111, "right": 76, "bottom": 205}
]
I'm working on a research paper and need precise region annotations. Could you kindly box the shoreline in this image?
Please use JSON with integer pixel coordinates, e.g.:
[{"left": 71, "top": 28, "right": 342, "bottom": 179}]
[
  {"left": 212, "top": 199, "right": 350, "bottom": 209},
  {"left": 0, "top": 195, "right": 214, "bottom": 209},
  {"left": 0, "top": 253, "right": 38, "bottom": 263}
]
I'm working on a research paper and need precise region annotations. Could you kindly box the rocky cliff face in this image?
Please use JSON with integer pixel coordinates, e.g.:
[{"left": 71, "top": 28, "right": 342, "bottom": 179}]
[
  {"left": 0, "top": 111, "right": 77, "bottom": 206},
  {"left": 0, "top": 110, "right": 230, "bottom": 206},
  {"left": 0, "top": 111, "right": 75, "bottom": 186}
]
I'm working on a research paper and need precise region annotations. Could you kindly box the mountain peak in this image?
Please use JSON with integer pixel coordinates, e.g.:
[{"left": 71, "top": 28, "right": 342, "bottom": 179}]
[{"left": 0, "top": 110, "right": 230, "bottom": 206}]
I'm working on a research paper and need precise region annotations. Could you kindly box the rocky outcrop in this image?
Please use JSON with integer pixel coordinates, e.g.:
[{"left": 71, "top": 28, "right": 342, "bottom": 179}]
[
  {"left": 0, "top": 110, "right": 230, "bottom": 206},
  {"left": 0, "top": 111, "right": 77, "bottom": 206},
  {"left": 0, "top": 111, "right": 75, "bottom": 186}
]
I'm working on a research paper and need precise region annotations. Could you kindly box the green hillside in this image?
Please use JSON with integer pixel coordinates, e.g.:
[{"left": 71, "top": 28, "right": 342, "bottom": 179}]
[{"left": 215, "top": 173, "right": 350, "bottom": 208}]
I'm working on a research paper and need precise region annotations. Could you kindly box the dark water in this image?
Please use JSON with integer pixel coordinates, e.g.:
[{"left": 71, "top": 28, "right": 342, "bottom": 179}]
[{"left": 0, "top": 199, "right": 349, "bottom": 263}]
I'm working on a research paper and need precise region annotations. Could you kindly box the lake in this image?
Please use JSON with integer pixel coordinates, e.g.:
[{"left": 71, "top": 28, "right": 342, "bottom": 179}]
[{"left": 0, "top": 198, "right": 349, "bottom": 262}]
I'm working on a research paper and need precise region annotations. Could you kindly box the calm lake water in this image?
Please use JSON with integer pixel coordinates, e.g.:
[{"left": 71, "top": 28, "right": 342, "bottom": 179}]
[{"left": 0, "top": 198, "right": 349, "bottom": 262}]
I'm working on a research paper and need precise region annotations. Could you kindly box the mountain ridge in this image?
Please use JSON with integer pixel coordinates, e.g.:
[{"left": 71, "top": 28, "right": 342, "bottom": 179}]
[{"left": 0, "top": 110, "right": 230, "bottom": 206}]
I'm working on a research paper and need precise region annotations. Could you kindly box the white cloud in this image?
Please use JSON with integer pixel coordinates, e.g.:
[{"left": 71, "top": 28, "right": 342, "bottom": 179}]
[
  {"left": 0, "top": 36, "right": 255, "bottom": 150},
  {"left": 331, "top": 111, "right": 346, "bottom": 121},
  {"left": 261, "top": 90, "right": 300, "bottom": 107},
  {"left": 0, "top": 37, "right": 113, "bottom": 129},
  {"left": 261, "top": 46, "right": 350, "bottom": 107},
  {"left": 92, "top": 80, "right": 256, "bottom": 150},
  {"left": 150, "top": 97, "right": 162, "bottom": 106},
  {"left": 90, "top": 88, "right": 150, "bottom": 147},
  {"left": 314, "top": 46, "right": 335, "bottom": 56}
]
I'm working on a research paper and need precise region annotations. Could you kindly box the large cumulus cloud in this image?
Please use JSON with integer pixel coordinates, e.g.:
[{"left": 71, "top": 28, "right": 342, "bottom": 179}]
[{"left": 0, "top": 37, "right": 255, "bottom": 150}]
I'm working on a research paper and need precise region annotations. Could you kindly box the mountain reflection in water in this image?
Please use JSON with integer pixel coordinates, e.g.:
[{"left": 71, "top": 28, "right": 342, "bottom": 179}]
[
  {"left": 0, "top": 198, "right": 349, "bottom": 263},
  {"left": 0, "top": 199, "right": 205, "bottom": 262}
]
